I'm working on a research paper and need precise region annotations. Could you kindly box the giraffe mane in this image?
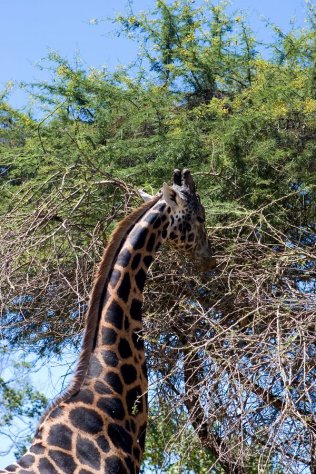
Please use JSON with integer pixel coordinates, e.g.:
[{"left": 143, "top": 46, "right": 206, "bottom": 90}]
[{"left": 37, "top": 194, "right": 161, "bottom": 428}]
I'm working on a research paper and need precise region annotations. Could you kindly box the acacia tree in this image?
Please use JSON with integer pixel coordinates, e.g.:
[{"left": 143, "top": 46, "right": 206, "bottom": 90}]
[{"left": 0, "top": 1, "right": 315, "bottom": 472}]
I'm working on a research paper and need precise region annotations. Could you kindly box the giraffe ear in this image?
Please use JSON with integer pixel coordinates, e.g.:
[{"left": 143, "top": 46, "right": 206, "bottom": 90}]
[
  {"left": 162, "top": 183, "right": 183, "bottom": 208},
  {"left": 138, "top": 189, "right": 153, "bottom": 202}
]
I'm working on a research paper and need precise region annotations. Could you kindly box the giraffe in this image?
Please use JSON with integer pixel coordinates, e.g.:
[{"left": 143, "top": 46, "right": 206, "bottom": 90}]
[{"left": 1, "top": 169, "right": 216, "bottom": 474}]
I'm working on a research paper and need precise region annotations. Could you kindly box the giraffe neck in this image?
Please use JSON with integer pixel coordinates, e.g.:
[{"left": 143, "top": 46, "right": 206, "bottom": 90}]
[
  {"left": 3, "top": 199, "right": 171, "bottom": 474},
  {"left": 80, "top": 199, "right": 170, "bottom": 467}
]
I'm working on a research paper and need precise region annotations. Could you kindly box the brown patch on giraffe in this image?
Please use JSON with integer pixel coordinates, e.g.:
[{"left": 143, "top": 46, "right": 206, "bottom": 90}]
[
  {"left": 104, "top": 456, "right": 127, "bottom": 474},
  {"left": 48, "top": 449, "right": 77, "bottom": 474},
  {"left": 17, "top": 455, "right": 35, "bottom": 470},
  {"left": 107, "top": 423, "right": 133, "bottom": 455},
  {"left": 47, "top": 424, "right": 73, "bottom": 450},
  {"left": 94, "top": 380, "right": 113, "bottom": 395},
  {"left": 101, "top": 347, "right": 118, "bottom": 366},
  {"left": 105, "top": 300, "right": 124, "bottom": 329},
  {"left": 39, "top": 458, "right": 58, "bottom": 473},
  {"left": 117, "top": 273, "right": 131, "bottom": 303},
  {"left": 105, "top": 371, "right": 123, "bottom": 394},
  {"left": 3, "top": 466, "right": 18, "bottom": 473},
  {"left": 76, "top": 435, "right": 101, "bottom": 470},
  {"left": 96, "top": 396, "right": 126, "bottom": 420},
  {"left": 69, "top": 407, "right": 103, "bottom": 434}
]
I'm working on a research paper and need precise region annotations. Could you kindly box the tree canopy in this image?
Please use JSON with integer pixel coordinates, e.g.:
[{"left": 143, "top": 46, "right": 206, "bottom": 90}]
[{"left": 0, "top": 1, "right": 315, "bottom": 472}]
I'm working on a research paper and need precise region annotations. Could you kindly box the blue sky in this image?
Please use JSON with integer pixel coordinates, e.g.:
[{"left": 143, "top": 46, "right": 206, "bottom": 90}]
[{"left": 1, "top": 0, "right": 308, "bottom": 109}]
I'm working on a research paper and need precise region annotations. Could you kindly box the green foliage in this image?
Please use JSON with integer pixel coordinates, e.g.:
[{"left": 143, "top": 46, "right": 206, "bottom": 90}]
[
  {"left": 0, "top": 347, "right": 47, "bottom": 458},
  {"left": 142, "top": 405, "right": 220, "bottom": 473}
]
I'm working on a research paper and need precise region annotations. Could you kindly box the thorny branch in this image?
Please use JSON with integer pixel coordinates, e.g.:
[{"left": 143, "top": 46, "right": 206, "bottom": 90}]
[{"left": 0, "top": 173, "right": 315, "bottom": 472}]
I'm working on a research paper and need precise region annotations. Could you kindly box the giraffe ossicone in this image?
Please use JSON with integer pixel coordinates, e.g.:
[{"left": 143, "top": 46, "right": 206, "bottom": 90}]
[{"left": 1, "top": 169, "right": 215, "bottom": 474}]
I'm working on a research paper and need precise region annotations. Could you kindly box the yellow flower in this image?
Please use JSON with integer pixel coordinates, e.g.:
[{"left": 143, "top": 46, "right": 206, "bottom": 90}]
[
  {"left": 128, "top": 16, "right": 137, "bottom": 25},
  {"left": 304, "top": 98, "right": 316, "bottom": 114},
  {"left": 56, "top": 66, "right": 68, "bottom": 77},
  {"left": 271, "top": 101, "right": 287, "bottom": 119},
  {"left": 292, "top": 76, "right": 305, "bottom": 90},
  {"left": 185, "top": 32, "right": 195, "bottom": 42}
]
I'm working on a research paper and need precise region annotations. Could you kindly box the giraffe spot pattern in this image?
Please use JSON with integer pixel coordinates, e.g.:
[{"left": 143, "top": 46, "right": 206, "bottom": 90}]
[
  {"left": 48, "top": 449, "right": 77, "bottom": 474},
  {"left": 126, "top": 385, "right": 143, "bottom": 415},
  {"left": 124, "top": 456, "right": 136, "bottom": 474},
  {"left": 152, "top": 216, "right": 161, "bottom": 229},
  {"left": 117, "top": 273, "right": 131, "bottom": 303},
  {"left": 146, "top": 233, "right": 155, "bottom": 252},
  {"left": 156, "top": 203, "right": 166, "bottom": 212},
  {"left": 110, "top": 269, "right": 121, "bottom": 288},
  {"left": 94, "top": 380, "right": 112, "bottom": 395},
  {"left": 87, "top": 355, "right": 102, "bottom": 378},
  {"left": 129, "top": 227, "right": 148, "bottom": 251},
  {"left": 47, "top": 423, "right": 73, "bottom": 450},
  {"left": 116, "top": 248, "right": 131, "bottom": 268},
  {"left": 135, "top": 269, "right": 146, "bottom": 292},
  {"left": 102, "top": 327, "right": 117, "bottom": 345},
  {"left": 143, "top": 255, "right": 153, "bottom": 268},
  {"left": 132, "top": 331, "right": 144, "bottom": 351},
  {"left": 118, "top": 338, "right": 133, "bottom": 359},
  {"left": 69, "top": 407, "right": 103, "bottom": 434},
  {"left": 70, "top": 388, "right": 94, "bottom": 404},
  {"left": 130, "top": 419, "right": 136, "bottom": 433},
  {"left": 108, "top": 423, "right": 133, "bottom": 454},
  {"left": 131, "top": 253, "right": 141, "bottom": 270},
  {"left": 96, "top": 435, "right": 110, "bottom": 453},
  {"left": 121, "top": 364, "right": 137, "bottom": 385},
  {"left": 125, "top": 419, "right": 131, "bottom": 431},
  {"left": 97, "top": 396, "right": 125, "bottom": 420},
  {"left": 48, "top": 406, "right": 63, "bottom": 420},
  {"left": 105, "top": 300, "right": 124, "bottom": 329},
  {"left": 144, "top": 212, "right": 159, "bottom": 225},
  {"left": 124, "top": 316, "right": 130, "bottom": 331},
  {"left": 130, "top": 299, "right": 142, "bottom": 321},
  {"left": 29, "top": 443, "right": 44, "bottom": 455},
  {"left": 102, "top": 350, "right": 119, "bottom": 367},
  {"left": 105, "top": 372, "right": 123, "bottom": 394},
  {"left": 4, "top": 466, "right": 17, "bottom": 472},
  {"left": 17, "top": 455, "right": 35, "bottom": 469},
  {"left": 104, "top": 456, "right": 127, "bottom": 474},
  {"left": 76, "top": 435, "right": 101, "bottom": 470},
  {"left": 133, "top": 447, "right": 141, "bottom": 461}
]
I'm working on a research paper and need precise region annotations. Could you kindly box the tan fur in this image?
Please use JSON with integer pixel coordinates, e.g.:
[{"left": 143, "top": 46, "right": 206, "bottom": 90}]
[{"left": 37, "top": 195, "right": 160, "bottom": 427}]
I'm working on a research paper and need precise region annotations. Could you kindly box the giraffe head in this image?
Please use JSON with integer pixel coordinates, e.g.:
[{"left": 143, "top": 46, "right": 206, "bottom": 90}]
[{"left": 162, "top": 169, "right": 216, "bottom": 272}]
